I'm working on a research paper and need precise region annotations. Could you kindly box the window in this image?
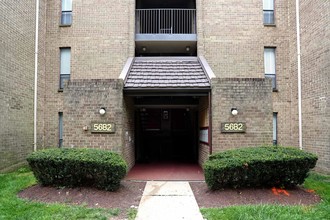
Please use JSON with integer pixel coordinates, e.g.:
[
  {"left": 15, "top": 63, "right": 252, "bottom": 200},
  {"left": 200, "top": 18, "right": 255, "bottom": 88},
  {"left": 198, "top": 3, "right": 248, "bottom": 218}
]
[
  {"left": 263, "top": 0, "right": 274, "bottom": 24},
  {"left": 61, "top": 0, "right": 72, "bottom": 25},
  {"left": 264, "top": 47, "right": 276, "bottom": 90},
  {"left": 60, "top": 48, "right": 71, "bottom": 89},
  {"left": 273, "top": 112, "right": 278, "bottom": 145},
  {"left": 59, "top": 112, "right": 63, "bottom": 147}
]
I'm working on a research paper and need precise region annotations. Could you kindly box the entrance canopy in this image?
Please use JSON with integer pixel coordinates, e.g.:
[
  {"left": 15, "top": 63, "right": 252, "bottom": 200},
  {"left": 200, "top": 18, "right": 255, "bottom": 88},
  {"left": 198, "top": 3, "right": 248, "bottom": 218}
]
[{"left": 123, "top": 57, "right": 212, "bottom": 96}]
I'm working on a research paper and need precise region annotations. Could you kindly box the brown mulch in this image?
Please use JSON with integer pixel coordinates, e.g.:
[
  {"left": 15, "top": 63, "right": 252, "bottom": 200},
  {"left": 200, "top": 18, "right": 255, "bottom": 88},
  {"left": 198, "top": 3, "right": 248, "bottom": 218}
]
[
  {"left": 18, "top": 181, "right": 146, "bottom": 220},
  {"left": 18, "top": 181, "right": 321, "bottom": 219},
  {"left": 190, "top": 182, "right": 321, "bottom": 208}
]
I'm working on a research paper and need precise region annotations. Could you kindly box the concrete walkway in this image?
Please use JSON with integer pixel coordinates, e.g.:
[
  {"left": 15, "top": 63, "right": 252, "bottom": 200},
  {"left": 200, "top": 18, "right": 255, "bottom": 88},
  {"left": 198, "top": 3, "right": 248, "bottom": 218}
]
[{"left": 135, "top": 181, "right": 204, "bottom": 220}]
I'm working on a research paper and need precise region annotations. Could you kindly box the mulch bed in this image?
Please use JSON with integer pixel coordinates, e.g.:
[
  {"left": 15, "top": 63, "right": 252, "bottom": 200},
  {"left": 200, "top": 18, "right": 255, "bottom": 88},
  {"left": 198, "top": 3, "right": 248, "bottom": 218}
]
[
  {"left": 18, "top": 180, "right": 321, "bottom": 219},
  {"left": 18, "top": 181, "right": 146, "bottom": 220},
  {"left": 190, "top": 182, "right": 321, "bottom": 208}
]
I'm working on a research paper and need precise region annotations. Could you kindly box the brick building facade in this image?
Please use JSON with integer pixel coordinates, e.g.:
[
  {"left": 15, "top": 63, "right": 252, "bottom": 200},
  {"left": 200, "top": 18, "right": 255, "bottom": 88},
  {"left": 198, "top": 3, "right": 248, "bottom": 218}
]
[{"left": 1, "top": 0, "right": 329, "bottom": 173}]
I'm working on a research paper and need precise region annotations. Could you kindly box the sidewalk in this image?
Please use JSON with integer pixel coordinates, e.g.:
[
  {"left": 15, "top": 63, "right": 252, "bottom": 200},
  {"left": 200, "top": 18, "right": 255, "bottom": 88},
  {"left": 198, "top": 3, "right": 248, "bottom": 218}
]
[{"left": 135, "top": 181, "right": 204, "bottom": 220}]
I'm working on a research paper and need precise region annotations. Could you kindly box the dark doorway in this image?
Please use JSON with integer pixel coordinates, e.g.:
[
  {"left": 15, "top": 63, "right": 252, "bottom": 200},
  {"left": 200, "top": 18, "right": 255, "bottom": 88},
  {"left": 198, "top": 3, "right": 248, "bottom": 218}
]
[{"left": 135, "top": 107, "right": 198, "bottom": 163}]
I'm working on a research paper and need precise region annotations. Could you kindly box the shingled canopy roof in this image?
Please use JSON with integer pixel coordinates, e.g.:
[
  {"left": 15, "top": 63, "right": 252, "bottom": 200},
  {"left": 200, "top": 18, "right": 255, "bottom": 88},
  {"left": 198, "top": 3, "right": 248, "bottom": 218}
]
[{"left": 123, "top": 57, "right": 211, "bottom": 96}]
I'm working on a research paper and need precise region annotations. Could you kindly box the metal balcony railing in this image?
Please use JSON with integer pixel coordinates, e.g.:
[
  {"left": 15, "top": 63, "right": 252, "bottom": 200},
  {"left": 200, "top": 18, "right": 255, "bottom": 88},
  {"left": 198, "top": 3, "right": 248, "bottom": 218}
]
[{"left": 136, "top": 9, "right": 196, "bottom": 34}]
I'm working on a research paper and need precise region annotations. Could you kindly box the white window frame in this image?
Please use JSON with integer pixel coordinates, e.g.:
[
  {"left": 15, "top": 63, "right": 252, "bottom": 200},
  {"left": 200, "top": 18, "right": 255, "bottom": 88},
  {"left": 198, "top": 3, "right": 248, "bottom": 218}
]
[
  {"left": 61, "top": 0, "right": 72, "bottom": 25},
  {"left": 59, "top": 48, "right": 71, "bottom": 90},
  {"left": 264, "top": 47, "right": 276, "bottom": 90},
  {"left": 273, "top": 112, "right": 278, "bottom": 145},
  {"left": 263, "top": 0, "right": 275, "bottom": 24}
]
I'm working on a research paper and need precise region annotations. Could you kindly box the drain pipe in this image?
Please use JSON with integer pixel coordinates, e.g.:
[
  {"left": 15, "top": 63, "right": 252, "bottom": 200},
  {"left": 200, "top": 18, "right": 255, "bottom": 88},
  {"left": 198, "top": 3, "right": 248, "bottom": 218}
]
[
  {"left": 296, "top": 0, "right": 303, "bottom": 150},
  {"left": 33, "top": 0, "right": 40, "bottom": 152}
]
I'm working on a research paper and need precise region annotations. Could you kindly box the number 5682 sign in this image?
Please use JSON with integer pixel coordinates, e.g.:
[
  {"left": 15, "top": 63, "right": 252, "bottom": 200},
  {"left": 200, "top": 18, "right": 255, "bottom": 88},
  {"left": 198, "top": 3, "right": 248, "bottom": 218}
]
[
  {"left": 221, "top": 122, "right": 246, "bottom": 133},
  {"left": 91, "top": 122, "right": 116, "bottom": 133}
]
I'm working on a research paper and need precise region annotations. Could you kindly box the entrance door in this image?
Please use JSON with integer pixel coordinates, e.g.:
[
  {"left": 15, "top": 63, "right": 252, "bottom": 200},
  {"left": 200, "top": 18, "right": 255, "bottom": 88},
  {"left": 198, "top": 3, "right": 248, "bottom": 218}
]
[{"left": 135, "top": 108, "right": 198, "bottom": 163}]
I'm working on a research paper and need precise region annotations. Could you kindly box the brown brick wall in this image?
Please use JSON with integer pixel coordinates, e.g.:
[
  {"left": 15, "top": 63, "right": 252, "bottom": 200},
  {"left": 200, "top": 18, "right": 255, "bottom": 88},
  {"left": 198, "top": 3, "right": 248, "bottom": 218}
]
[
  {"left": 299, "top": 0, "right": 330, "bottom": 173},
  {"left": 63, "top": 79, "right": 123, "bottom": 150},
  {"left": 38, "top": 0, "right": 135, "bottom": 149},
  {"left": 0, "top": 1, "right": 36, "bottom": 172},
  {"left": 122, "top": 97, "right": 135, "bottom": 169},
  {"left": 197, "top": 0, "right": 297, "bottom": 150},
  {"left": 198, "top": 96, "right": 210, "bottom": 165},
  {"left": 211, "top": 78, "right": 273, "bottom": 152}
]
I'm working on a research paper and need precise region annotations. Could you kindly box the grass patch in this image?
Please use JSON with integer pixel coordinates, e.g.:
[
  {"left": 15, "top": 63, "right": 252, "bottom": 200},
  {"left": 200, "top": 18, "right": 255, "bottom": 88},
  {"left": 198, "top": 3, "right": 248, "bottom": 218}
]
[
  {"left": 127, "top": 208, "right": 138, "bottom": 220},
  {"left": 0, "top": 167, "right": 120, "bottom": 220},
  {"left": 201, "top": 172, "right": 330, "bottom": 220}
]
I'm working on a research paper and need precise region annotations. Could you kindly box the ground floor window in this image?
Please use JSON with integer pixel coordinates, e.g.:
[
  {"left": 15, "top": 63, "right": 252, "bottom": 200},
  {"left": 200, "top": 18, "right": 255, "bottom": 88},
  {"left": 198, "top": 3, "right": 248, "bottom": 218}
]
[
  {"left": 59, "top": 112, "right": 63, "bottom": 147},
  {"left": 273, "top": 112, "right": 277, "bottom": 145}
]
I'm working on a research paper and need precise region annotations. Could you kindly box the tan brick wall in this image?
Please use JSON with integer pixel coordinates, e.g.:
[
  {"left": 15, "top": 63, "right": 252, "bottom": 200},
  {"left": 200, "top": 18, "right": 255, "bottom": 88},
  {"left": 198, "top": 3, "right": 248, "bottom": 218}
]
[
  {"left": 299, "top": 0, "right": 330, "bottom": 173},
  {"left": 38, "top": 0, "right": 135, "bottom": 148},
  {"left": 63, "top": 79, "right": 124, "bottom": 151},
  {"left": 0, "top": 1, "right": 36, "bottom": 172},
  {"left": 197, "top": 0, "right": 298, "bottom": 149},
  {"left": 211, "top": 78, "right": 273, "bottom": 152}
]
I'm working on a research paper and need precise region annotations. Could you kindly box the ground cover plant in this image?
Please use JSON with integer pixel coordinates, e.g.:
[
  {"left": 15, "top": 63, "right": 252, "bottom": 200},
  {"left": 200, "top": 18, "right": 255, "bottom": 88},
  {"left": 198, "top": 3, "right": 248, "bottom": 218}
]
[
  {"left": 0, "top": 167, "right": 120, "bottom": 220},
  {"left": 201, "top": 172, "right": 330, "bottom": 220},
  {"left": 27, "top": 148, "right": 127, "bottom": 191},
  {"left": 204, "top": 146, "right": 318, "bottom": 189}
]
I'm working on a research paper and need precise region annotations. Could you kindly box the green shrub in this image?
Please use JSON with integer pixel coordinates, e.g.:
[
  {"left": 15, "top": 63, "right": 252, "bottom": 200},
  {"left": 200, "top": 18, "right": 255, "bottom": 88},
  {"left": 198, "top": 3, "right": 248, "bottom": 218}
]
[
  {"left": 204, "top": 146, "right": 318, "bottom": 190},
  {"left": 27, "top": 148, "right": 128, "bottom": 191}
]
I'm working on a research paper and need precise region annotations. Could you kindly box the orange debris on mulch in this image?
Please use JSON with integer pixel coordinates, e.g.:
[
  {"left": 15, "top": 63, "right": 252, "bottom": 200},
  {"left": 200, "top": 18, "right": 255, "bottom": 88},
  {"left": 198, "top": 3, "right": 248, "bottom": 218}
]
[{"left": 272, "top": 187, "right": 290, "bottom": 196}]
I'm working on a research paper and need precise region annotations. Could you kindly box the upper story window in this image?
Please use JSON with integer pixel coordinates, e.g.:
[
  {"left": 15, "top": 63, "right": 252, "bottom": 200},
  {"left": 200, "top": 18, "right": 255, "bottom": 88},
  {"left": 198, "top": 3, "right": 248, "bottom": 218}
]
[
  {"left": 264, "top": 47, "right": 276, "bottom": 90},
  {"left": 61, "top": 0, "right": 72, "bottom": 25},
  {"left": 263, "top": 0, "right": 274, "bottom": 24},
  {"left": 60, "top": 48, "right": 71, "bottom": 90}
]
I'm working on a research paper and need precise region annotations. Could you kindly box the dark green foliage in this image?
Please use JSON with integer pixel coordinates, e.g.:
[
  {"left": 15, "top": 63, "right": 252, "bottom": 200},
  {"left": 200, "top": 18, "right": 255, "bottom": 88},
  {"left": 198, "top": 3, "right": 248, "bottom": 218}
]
[
  {"left": 204, "top": 146, "right": 318, "bottom": 190},
  {"left": 27, "top": 148, "right": 128, "bottom": 191}
]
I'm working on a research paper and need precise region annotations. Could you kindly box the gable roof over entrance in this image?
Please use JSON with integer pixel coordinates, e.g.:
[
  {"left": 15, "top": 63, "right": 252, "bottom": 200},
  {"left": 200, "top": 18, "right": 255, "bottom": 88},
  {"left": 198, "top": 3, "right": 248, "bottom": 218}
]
[{"left": 123, "top": 57, "right": 212, "bottom": 96}]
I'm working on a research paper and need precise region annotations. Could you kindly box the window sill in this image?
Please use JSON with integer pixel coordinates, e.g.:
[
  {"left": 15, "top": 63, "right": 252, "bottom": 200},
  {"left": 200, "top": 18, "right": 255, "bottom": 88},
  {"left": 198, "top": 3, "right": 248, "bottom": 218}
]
[
  {"left": 58, "top": 89, "right": 64, "bottom": 92},
  {"left": 264, "top": 24, "right": 276, "bottom": 27},
  {"left": 59, "top": 24, "right": 71, "bottom": 27}
]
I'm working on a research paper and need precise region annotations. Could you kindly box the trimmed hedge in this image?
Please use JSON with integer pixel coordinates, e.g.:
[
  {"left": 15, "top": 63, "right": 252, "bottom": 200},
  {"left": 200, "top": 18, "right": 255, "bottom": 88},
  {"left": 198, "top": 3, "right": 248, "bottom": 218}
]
[
  {"left": 27, "top": 148, "right": 128, "bottom": 191},
  {"left": 204, "top": 146, "right": 318, "bottom": 190}
]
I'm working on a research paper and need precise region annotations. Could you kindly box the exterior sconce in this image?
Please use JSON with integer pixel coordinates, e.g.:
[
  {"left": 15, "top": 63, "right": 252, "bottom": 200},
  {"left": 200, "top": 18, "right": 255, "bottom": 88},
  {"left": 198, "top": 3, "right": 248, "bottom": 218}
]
[
  {"left": 99, "top": 107, "right": 106, "bottom": 116},
  {"left": 231, "top": 108, "right": 238, "bottom": 116},
  {"left": 83, "top": 125, "right": 88, "bottom": 131}
]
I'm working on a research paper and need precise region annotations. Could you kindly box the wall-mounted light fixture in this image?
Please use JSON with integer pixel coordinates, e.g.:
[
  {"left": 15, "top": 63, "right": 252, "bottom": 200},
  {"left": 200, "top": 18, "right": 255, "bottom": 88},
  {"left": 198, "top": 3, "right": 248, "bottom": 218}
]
[
  {"left": 186, "top": 46, "right": 190, "bottom": 52},
  {"left": 231, "top": 108, "right": 238, "bottom": 116},
  {"left": 99, "top": 107, "right": 106, "bottom": 116},
  {"left": 142, "top": 46, "right": 147, "bottom": 52}
]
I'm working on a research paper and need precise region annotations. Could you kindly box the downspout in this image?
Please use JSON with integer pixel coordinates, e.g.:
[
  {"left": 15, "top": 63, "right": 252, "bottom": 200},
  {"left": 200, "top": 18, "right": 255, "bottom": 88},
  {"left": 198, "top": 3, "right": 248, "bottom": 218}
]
[
  {"left": 296, "top": 0, "right": 303, "bottom": 150},
  {"left": 33, "top": 0, "right": 40, "bottom": 152}
]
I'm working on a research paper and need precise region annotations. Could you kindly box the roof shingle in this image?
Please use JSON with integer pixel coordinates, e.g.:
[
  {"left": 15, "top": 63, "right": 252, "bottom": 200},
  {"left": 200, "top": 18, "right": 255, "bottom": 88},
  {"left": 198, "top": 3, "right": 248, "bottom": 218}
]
[{"left": 124, "top": 57, "right": 211, "bottom": 89}]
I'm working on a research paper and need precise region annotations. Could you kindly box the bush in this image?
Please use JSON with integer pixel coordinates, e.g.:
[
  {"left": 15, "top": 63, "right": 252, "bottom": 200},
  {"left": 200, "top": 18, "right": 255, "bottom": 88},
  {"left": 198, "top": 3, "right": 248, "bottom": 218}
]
[
  {"left": 27, "top": 148, "right": 128, "bottom": 191},
  {"left": 204, "top": 146, "right": 318, "bottom": 190}
]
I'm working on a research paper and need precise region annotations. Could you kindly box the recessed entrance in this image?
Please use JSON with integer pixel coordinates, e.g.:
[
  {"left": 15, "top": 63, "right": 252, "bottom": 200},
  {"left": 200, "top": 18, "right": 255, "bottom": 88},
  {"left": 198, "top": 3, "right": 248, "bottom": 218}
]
[{"left": 135, "top": 97, "right": 199, "bottom": 163}]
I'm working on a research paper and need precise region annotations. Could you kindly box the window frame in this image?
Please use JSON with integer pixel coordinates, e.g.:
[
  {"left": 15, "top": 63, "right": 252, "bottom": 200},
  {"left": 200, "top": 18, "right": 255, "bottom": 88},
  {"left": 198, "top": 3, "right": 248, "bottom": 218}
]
[
  {"left": 263, "top": 0, "right": 275, "bottom": 25},
  {"left": 59, "top": 47, "right": 71, "bottom": 91},
  {"left": 273, "top": 112, "right": 278, "bottom": 145},
  {"left": 60, "top": 0, "right": 72, "bottom": 26},
  {"left": 264, "top": 47, "right": 277, "bottom": 91}
]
